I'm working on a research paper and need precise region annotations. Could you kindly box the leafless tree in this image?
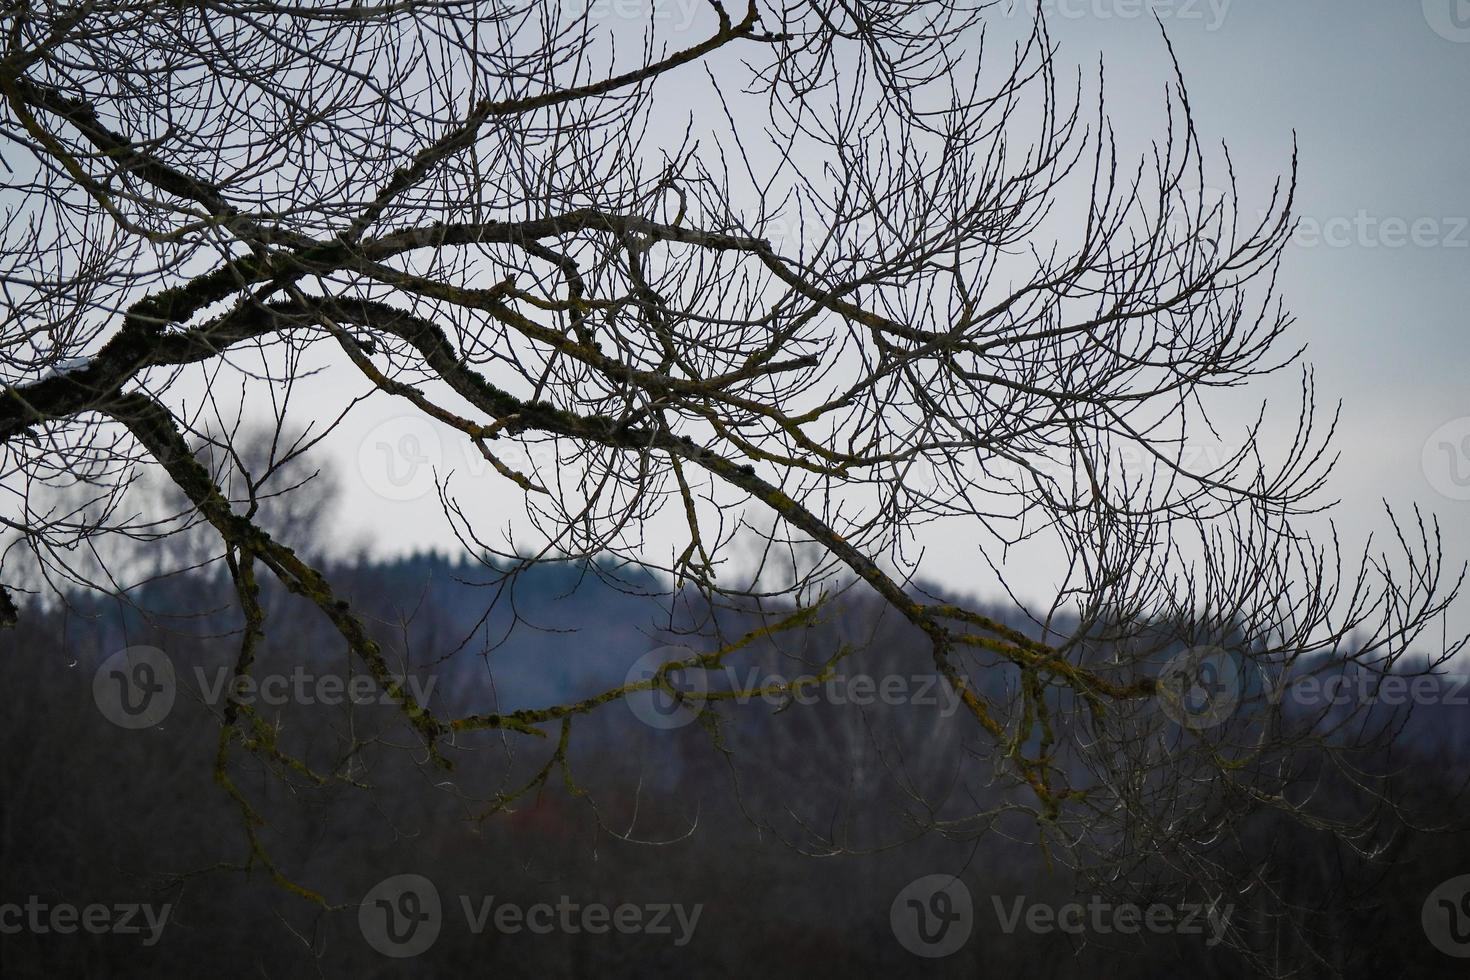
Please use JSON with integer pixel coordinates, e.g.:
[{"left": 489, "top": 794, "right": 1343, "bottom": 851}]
[{"left": 0, "top": 1, "right": 1461, "bottom": 967}]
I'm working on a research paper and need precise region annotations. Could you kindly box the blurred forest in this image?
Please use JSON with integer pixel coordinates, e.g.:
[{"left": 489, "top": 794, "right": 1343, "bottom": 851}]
[{"left": 3, "top": 548, "right": 1469, "bottom": 978}]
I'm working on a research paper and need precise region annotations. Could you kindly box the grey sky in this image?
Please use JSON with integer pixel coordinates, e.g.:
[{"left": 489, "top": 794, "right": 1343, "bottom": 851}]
[
  {"left": 1080, "top": 0, "right": 1470, "bottom": 637},
  {"left": 322, "top": 0, "right": 1470, "bottom": 636}
]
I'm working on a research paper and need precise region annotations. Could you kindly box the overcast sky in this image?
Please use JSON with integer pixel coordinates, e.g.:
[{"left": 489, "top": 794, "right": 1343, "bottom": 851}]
[
  {"left": 325, "top": 0, "right": 1470, "bottom": 637},
  {"left": 1033, "top": 0, "right": 1470, "bottom": 635}
]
